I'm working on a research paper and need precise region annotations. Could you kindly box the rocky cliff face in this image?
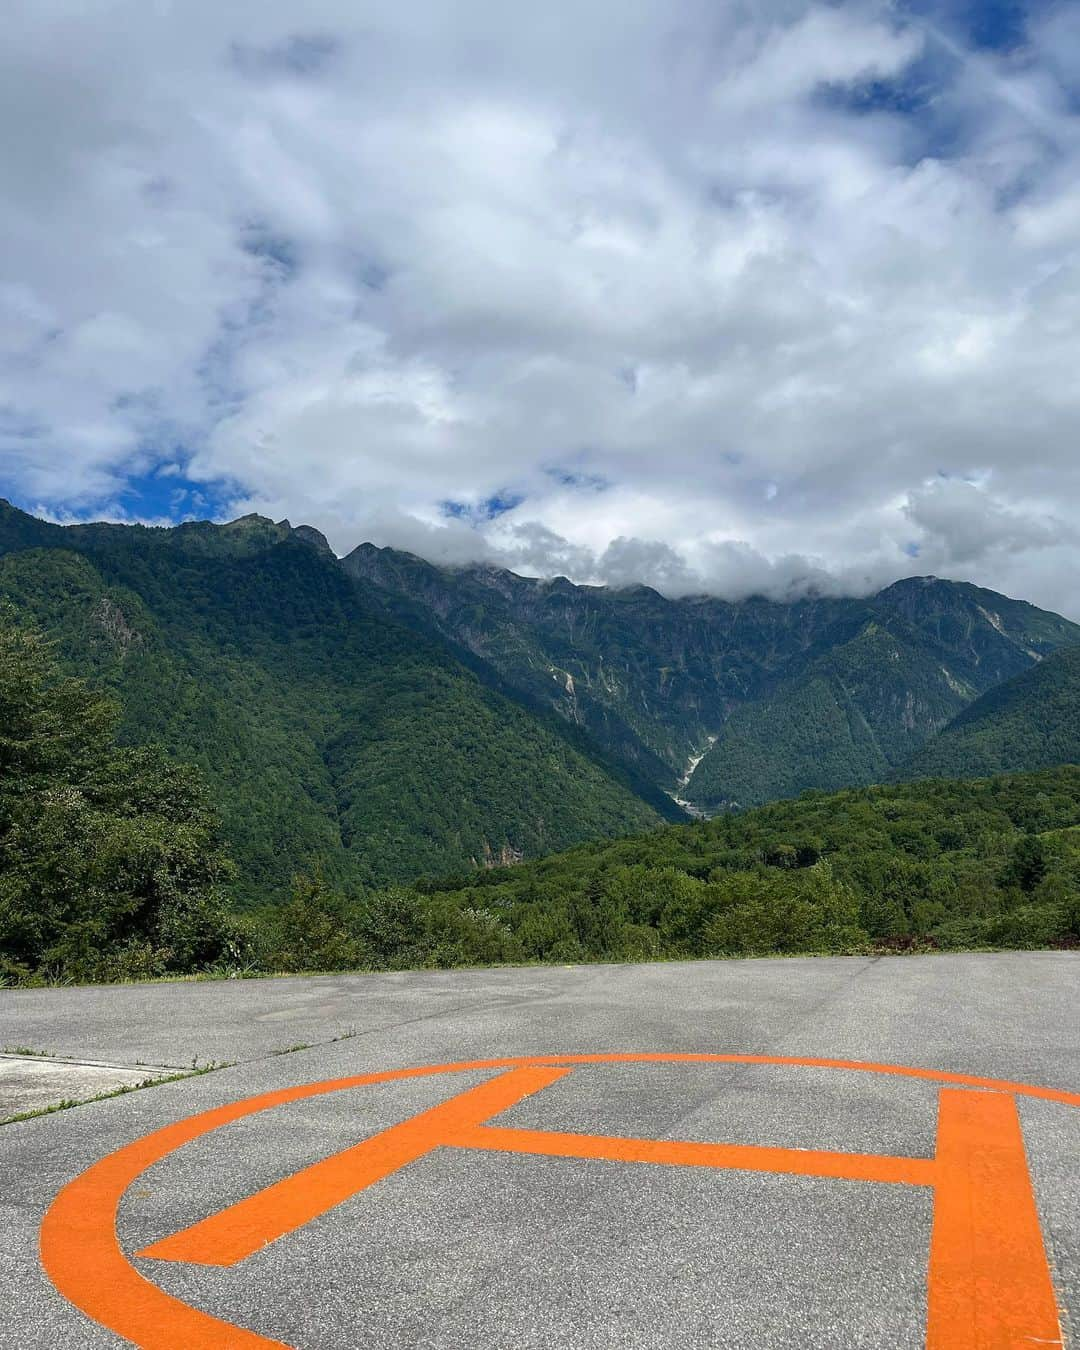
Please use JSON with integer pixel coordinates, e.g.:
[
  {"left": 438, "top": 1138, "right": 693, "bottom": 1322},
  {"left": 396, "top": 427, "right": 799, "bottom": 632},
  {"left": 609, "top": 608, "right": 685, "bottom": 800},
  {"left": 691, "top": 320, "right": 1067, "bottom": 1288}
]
[
  {"left": 345, "top": 543, "right": 855, "bottom": 779},
  {"left": 345, "top": 546, "right": 1080, "bottom": 809},
  {"left": 5, "top": 494, "right": 1075, "bottom": 827}
]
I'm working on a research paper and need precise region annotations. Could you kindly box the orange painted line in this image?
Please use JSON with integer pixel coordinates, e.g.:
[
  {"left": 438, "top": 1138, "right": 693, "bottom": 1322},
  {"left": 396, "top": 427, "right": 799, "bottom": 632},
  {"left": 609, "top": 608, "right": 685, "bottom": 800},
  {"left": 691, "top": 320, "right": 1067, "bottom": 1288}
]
[
  {"left": 40, "top": 1063, "right": 548, "bottom": 1350},
  {"left": 927, "top": 1089, "right": 1063, "bottom": 1350},
  {"left": 538, "top": 1055, "right": 1080, "bottom": 1112},
  {"left": 40, "top": 1054, "right": 1079, "bottom": 1350},
  {"left": 452, "top": 1124, "right": 937, "bottom": 1186},
  {"left": 139, "top": 1065, "right": 569, "bottom": 1268}
]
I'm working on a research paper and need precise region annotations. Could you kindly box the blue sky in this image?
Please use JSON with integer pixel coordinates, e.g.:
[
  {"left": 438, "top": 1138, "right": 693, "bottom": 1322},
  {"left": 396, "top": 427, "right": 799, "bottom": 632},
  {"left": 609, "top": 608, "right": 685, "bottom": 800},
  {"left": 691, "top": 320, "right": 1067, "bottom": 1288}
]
[
  {"left": 925, "top": 0, "right": 1029, "bottom": 51},
  {"left": 2, "top": 0, "right": 1080, "bottom": 616},
  {"left": 112, "top": 467, "right": 241, "bottom": 524}
]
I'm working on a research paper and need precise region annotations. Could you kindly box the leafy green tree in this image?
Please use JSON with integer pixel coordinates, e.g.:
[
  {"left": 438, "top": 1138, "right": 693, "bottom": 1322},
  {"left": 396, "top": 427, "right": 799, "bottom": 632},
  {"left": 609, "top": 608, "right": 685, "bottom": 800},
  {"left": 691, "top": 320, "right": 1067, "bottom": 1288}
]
[
  {"left": 0, "top": 615, "right": 237, "bottom": 982},
  {"left": 355, "top": 887, "right": 430, "bottom": 968},
  {"left": 261, "top": 873, "right": 363, "bottom": 973},
  {"left": 1000, "top": 835, "right": 1048, "bottom": 894}
]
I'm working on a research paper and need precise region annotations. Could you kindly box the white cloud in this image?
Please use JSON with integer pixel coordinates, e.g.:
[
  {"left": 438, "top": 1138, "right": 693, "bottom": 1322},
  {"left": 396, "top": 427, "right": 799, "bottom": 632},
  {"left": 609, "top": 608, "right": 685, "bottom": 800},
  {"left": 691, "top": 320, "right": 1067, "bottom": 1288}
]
[
  {"left": 904, "top": 479, "right": 1069, "bottom": 564},
  {"left": 2, "top": 1, "right": 1080, "bottom": 616}
]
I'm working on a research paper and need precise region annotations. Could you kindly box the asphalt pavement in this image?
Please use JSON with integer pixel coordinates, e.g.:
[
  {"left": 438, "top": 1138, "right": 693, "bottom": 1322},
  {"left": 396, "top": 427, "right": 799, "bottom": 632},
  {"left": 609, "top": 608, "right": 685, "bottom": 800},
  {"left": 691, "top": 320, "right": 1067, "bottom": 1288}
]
[{"left": 2, "top": 952, "right": 1078, "bottom": 1348}]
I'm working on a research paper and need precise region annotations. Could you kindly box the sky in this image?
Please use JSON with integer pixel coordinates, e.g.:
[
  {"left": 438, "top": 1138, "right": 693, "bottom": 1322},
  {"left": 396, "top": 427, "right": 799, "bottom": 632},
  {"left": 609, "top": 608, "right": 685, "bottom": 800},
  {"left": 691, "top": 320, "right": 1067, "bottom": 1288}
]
[{"left": 3, "top": 1, "right": 1080, "bottom": 616}]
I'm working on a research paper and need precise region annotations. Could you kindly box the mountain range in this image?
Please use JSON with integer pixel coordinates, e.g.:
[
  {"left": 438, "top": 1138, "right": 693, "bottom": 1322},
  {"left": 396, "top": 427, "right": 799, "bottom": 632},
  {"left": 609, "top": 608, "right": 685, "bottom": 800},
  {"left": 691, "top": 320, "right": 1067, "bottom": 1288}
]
[
  {"left": 1, "top": 499, "right": 1078, "bottom": 901},
  {"left": 347, "top": 545, "right": 1080, "bottom": 809},
  {"left": 0, "top": 503, "right": 668, "bottom": 902}
]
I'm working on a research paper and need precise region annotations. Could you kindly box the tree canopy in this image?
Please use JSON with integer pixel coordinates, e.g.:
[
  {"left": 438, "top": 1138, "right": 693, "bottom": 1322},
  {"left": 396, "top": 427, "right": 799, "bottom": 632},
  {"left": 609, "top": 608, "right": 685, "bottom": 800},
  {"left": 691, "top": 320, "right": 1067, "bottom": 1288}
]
[
  {"left": 0, "top": 614, "right": 239, "bottom": 983},
  {"left": 248, "top": 767, "right": 1080, "bottom": 977}
]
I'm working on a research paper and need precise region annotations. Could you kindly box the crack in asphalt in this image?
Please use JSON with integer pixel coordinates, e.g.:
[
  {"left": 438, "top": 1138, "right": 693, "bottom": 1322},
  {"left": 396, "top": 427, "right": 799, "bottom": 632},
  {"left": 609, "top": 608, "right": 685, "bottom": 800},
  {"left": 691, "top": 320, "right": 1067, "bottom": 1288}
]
[{"left": 0, "top": 1051, "right": 191, "bottom": 1073}]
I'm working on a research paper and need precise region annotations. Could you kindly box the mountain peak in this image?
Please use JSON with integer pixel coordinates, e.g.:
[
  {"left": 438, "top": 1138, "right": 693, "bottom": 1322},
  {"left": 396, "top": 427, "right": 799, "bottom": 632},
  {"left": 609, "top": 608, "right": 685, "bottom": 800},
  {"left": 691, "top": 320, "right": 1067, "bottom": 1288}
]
[
  {"left": 876, "top": 575, "right": 943, "bottom": 596},
  {"left": 225, "top": 513, "right": 279, "bottom": 530},
  {"left": 292, "top": 524, "right": 334, "bottom": 556}
]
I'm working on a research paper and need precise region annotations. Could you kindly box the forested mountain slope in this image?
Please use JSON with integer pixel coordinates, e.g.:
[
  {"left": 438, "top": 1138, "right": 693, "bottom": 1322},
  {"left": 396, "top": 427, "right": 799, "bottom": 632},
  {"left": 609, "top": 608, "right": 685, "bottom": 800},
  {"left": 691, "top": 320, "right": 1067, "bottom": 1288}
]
[
  {"left": 344, "top": 543, "right": 854, "bottom": 786},
  {"left": 898, "top": 642, "right": 1080, "bottom": 782},
  {"left": 685, "top": 580, "right": 1079, "bottom": 808},
  {"left": 4, "top": 497, "right": 1076, "bottom": 908},
  {"left": 0, "top": 503, "right": 663, "bottom": 901},
  {"left": 684, "top": 619, "right": 957, "bottom": 808},
  {"left": 344, "top": 549, "right": 1080, "bottom": 810}
]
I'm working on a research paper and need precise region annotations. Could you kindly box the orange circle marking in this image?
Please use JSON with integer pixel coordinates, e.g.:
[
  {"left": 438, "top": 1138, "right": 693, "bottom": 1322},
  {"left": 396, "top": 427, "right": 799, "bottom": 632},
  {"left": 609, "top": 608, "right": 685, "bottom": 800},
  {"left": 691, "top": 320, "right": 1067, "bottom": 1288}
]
[{"left": 40, "top": 1053, "right": 1078, "bottom": 1349}]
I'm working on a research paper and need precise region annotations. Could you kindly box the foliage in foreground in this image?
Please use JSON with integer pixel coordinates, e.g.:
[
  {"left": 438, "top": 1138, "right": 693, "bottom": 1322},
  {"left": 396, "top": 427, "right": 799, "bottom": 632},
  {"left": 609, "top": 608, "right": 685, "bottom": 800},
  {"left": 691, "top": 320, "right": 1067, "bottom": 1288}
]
[
  {"left": 247, "top": 766, "right": 1080, "bottom": 976},
  {"left": 0, "top": 616, "right": 241, "bottom": 984}
]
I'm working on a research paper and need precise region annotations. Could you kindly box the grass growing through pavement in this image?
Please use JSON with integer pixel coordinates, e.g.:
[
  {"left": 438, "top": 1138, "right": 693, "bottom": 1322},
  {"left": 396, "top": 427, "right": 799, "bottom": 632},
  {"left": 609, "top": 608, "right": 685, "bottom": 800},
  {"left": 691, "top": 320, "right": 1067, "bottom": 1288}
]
[
  {"left": 271, "top": 1028, "right": 358, "bottom": 1057},
  {"left": 0, "top": 1062, "right": 230, "bottom": 1127}
]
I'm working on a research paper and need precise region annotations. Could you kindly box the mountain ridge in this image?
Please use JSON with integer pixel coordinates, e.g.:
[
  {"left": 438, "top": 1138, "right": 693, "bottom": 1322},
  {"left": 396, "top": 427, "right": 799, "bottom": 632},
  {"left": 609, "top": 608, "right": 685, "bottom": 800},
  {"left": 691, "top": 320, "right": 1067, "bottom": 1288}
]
[
  {"left": 898, "top": 641, "right": 1080, "bottom": 783},
  {"left": 345, "top": 539, "right": 1080, "bottom": 809},
  {"left": 0, "top": 502, "right": 667, "bottom": 901},
  {"left": 4, "top": 498, "right": 1078, "bottom": 875}
]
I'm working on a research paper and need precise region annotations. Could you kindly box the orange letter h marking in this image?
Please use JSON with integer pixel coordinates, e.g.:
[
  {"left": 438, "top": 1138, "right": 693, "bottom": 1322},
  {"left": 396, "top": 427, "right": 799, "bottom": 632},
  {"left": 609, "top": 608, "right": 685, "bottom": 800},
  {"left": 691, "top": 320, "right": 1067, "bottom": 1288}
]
[{"left": 142, "top": 1066, "right": 1063, "bottom": 1349}]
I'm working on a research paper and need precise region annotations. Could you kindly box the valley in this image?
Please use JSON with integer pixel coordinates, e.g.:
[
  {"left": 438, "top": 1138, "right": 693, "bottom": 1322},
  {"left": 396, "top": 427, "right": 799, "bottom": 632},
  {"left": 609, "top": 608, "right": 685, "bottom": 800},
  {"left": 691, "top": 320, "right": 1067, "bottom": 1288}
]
[
  {"left": 2, "top": 499, "right": 1079, "bottom": 907},
  {"left": 350, "top": 543, "right": 1080, "bottom": 811},
  {"left": 670, "top": 735, "right": 718, "bottom": 816},
  {"left": 1, "top": 499, "right": 1079, "bottom": 990}
]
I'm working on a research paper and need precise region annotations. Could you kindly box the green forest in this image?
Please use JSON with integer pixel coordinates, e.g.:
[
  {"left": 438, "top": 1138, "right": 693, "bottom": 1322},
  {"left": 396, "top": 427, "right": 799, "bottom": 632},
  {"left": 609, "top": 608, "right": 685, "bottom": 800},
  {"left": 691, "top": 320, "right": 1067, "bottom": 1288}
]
[
  {"left": 251, "top": 766, "right": 1080, "bottom": 978},
  {"left": 0, "top": 615, "right": 239, "bottom": 984},
  {"left": 0, "top": 503, "right": 666, "bottom": 904},
  {"left": 3, "top": 602, "right": 1076, "bottom": 985},
  {"left": 1, "top": 502, "right": 1078, "bottom": 987},
  {"left": 352, "top": 551, "right": 1080, "bottom": 810},
  {"left": 899, "top": 643, "right": 1080, "bottom": 783}
]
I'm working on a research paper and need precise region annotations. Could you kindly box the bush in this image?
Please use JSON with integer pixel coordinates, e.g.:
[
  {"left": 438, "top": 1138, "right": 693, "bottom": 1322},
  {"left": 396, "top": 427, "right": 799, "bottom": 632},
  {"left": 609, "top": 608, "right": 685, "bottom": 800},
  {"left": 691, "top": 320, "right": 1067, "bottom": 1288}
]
[{"left": 259, "top": 874, "right": 365, "bottom": 973}]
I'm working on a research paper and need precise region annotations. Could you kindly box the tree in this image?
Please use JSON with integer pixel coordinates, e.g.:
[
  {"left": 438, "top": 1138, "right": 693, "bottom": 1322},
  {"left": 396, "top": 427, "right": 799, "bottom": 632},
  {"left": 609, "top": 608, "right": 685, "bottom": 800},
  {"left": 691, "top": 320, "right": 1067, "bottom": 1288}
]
[
  {"left": 262, "top": 872, "right": 362, "bottom": 973},
  {"left": 0, "top": 614, "right": 238, "bottom": 982},
  {"left": 1001, "top": 834, "right": 1048, "bottom": 895}
]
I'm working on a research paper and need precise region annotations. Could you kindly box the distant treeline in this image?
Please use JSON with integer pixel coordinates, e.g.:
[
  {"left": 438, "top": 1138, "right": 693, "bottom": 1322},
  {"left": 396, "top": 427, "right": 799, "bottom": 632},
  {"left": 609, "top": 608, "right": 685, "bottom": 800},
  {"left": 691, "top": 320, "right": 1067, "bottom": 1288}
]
[
  {"left": 2, "top": 610, "right": 1077, "bottom": 986},
  {"left": 251, "top": 766, "right": 1080, "bottom": 976}
]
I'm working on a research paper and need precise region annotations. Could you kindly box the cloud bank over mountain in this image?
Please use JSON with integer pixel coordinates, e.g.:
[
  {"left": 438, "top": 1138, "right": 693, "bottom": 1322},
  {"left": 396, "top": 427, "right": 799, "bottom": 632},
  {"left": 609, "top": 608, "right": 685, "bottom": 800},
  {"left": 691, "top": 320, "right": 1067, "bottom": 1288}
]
[{"left": 3, "top": 1, "right": 1080, "bottom": 612}]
